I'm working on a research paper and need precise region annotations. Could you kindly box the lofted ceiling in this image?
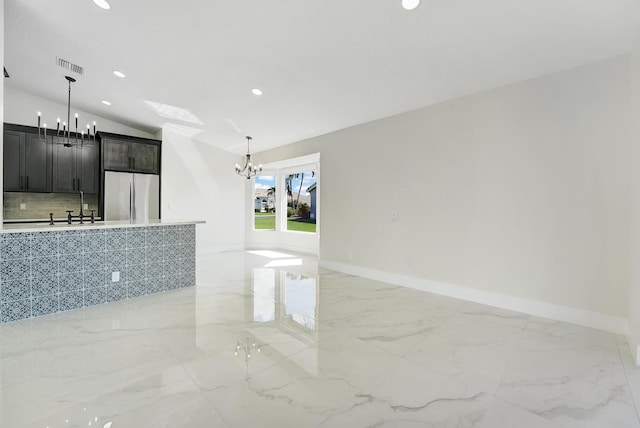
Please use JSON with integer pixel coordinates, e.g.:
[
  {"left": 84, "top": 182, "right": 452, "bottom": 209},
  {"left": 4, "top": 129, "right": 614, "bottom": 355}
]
[{"left": 4, "top": 0, "right": 639, "bottom": 154}]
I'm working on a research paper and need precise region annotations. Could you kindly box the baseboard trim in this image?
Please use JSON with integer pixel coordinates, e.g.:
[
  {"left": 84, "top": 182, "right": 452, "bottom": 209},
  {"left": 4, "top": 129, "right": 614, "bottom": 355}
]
[
  {"left": 319, "top": 259, "right": 629, "bottom": 335},
  {"left": 246, "top": 243, "right": 319, "bottom": 257},
  {"left": 197, "top": 245, "right": 245, "bottom": 255}
]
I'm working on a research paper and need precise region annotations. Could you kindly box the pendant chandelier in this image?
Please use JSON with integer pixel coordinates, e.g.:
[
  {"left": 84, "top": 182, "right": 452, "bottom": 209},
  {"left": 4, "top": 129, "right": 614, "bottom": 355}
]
[
  {"left": 37, "top": 75, "right": 97, "bottom": 147},
  {"left": 235, "top": 136, "right": 262, "bottom": 179}
]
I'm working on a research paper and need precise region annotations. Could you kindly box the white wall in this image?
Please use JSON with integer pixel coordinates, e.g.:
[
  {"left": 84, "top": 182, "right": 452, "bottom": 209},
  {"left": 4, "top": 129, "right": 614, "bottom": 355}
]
[
  {"left": 255, "top": 55, "right": 632, "bottom": 333},
  {"left": 161, "top": 128, "right": 245, "bottom": 253},
  {"left": 4, "top": 86, "right": 153, "bottom": 138},
  {"left": 629, "top": 29, "right": 640, "bottom": 363}
]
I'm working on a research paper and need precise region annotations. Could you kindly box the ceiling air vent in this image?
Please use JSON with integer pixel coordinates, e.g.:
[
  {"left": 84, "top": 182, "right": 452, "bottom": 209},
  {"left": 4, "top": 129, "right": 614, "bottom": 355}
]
[
  {"left": 3, "top": 67, "right": 9, "bottom": 78},
  {"left": 56, "top": 57, "right": 84, "bottom": 75}
]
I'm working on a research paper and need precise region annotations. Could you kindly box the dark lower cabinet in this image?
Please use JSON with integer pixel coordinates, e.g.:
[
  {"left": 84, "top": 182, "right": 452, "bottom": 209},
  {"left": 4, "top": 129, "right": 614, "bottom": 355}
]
[
  {"left": 3, "top": 128, "right": 51, "bottom": 192},
  {"left": 52, "top": 142, "right": 99, "bottom": 194}
]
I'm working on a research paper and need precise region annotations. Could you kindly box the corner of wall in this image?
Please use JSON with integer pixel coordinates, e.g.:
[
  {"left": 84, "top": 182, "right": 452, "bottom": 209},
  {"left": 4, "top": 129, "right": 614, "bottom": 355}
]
[
  {"left": 628, "top": 25, "right": 640, "bottom": 366},
  {"left": 1, "top": 0, "right": 5, "bottom": 225},
  {"left": 161, "top": 128, "right": 246, "bottom": 252}
]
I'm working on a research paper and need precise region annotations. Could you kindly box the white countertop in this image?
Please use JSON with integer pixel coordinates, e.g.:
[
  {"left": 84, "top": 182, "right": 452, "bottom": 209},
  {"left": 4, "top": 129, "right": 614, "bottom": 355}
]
[{"left": 0, "top": 219, "right": 205, "bottom": 233}]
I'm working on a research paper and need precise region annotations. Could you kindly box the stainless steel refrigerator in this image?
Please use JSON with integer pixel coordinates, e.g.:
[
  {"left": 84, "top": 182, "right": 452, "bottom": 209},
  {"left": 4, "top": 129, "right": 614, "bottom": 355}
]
[{"left": 104, "top": 171, "right": 160, "bottom": 221}]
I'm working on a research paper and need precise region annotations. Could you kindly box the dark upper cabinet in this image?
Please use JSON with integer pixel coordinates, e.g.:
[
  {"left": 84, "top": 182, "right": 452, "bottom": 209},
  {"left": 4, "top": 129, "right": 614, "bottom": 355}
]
[
  {"left": 79, "top": 144, "right": 99, "bottom": 193},
  {"left": 130, "top": 142, "right": 159, "bottom": 173},
  {"left": 3, "top": 130, "right": 23, "bottom": 191},
  {"left": 102, "top": 138, "right": 130, "bottom": 170},
  {"left": 102, "top": 134, "right": 160, "bottom": 174},
  {"left": 3, "top": 127, "right": 51, "bottom": 192},
  {"left": 52, "top": 144, "right": 75, "bottom": 193},
  {"left": 52, "top": 142, "right": 99, "bottom": 194},
  {"left": 24, "top": 133, "right": 51, "bottom": 192},
  {"left": 2, "top": 125, "right": 156, "bottom": 198}
]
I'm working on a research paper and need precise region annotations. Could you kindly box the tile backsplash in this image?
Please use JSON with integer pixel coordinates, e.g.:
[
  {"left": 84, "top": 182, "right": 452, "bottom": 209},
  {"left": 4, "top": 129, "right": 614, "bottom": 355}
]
[{"left": 4, "top": 192, "right": 100, "bottom": 221}]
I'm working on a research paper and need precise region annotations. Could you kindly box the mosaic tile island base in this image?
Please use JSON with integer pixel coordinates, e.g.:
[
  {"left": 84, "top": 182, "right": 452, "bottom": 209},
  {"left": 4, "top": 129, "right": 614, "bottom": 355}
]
[{"left": 0, "top": 220, "right": 202, "bottom": 323}]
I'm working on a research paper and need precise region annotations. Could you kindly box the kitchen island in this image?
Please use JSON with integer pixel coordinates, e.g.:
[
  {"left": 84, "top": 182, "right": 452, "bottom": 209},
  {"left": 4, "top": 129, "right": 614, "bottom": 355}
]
[{"left": 0, "top": 220, "right": 203, "bottom": 323}]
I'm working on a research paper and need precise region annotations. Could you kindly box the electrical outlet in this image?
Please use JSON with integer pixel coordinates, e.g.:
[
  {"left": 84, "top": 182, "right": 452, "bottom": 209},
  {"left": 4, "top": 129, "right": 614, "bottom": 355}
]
[
  {"left": 19, "top": 203, "right": 26, "bottom": 210},
  {"left": 347, "top": 251, "right": 353, "bottom": 261},
  {"left": 111, "top": 271, "right": 120, "bottom": 282},
  {"left": 83, "top": 203, "right": 89, "bottom": 210}
]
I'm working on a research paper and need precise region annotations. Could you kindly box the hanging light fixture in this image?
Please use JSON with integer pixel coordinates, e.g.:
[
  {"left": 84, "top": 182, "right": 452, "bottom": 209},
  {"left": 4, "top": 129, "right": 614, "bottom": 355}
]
[
  {"left": 37, "top": 75, "right": 97, "bottom": 147},
  {"left": 235, "top": 136, "right": 262, "bottom": 179}
]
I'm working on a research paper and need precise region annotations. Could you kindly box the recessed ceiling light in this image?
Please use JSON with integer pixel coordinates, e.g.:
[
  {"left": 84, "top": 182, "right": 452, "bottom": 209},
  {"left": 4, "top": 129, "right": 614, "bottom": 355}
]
[
  {"left": 102, "top": 100, "right": 112, "bottom": 106},
  {"left": 93, "top": 0, "right": 111, "bottom": 10},
  {"left": 113, "top": 70, "right": 125, "bottom": 78},
  {"left": 402, "top": 0, "right": 420, "bottom": 10},
  {"left": 251, "top": 88, "right": 263, "bottom": 96}
]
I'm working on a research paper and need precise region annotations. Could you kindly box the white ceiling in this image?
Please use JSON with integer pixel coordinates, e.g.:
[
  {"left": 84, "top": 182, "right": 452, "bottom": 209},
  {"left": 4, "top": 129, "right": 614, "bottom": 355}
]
[{"left": 4, "top": 0, "right": 639, "bottom": 154}]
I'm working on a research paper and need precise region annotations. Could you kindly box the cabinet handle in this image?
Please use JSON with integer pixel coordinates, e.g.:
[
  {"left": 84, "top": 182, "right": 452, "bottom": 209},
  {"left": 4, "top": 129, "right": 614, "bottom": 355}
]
[
  {"left": 73, "top": 178, "right": 75, "bottom": 191},
  {"left": 133, "top": 158, "right": 135, "bottom": 170}
]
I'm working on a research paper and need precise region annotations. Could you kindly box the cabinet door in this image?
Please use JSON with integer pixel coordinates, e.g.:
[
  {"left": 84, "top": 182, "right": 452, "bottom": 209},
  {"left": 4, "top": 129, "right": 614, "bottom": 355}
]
[
  {"left": 131, "top": 142, "right": 159, "bottom": 174},
  {"left": 52, "top": 143, "right": 77, "bottom": 193},
  {"left": 78, "top": 143, "right": 99, "bottom": 194},
  {"left": 103, "top": 139, "right": 131, "bottom": 170},
  {"left": 3, "top": 130, "right": 24, "bottom": 191},
  {"left": 23, "top": 133, "right": 51, "bottom": 192}
]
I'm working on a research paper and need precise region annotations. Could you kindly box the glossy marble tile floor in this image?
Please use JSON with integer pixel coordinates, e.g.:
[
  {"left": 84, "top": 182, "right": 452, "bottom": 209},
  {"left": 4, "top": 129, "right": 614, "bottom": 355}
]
[{"left": 1, "top": 250, "right": 639, "bottom": 428}]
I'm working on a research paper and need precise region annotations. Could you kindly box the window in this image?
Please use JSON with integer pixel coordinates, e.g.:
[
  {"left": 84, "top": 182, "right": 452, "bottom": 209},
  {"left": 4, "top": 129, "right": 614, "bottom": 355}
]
[
  {"left": 254, "top": 175, "right": 276, "bottom": 230},
  {"left": 284, "top": 170, "right": 317, "bottom": 233},
  {"left": 250, "top": 154, "right": 320, "bottom": 237}
]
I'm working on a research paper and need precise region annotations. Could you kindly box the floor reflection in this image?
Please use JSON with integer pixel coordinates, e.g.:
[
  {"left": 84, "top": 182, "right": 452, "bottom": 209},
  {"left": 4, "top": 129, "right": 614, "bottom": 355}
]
[
  {"left": 244, "top": 267, "right": 319, "bottom": 374},
  {"left": 2, "top": 250, "right": 638, "bottom": 428}
]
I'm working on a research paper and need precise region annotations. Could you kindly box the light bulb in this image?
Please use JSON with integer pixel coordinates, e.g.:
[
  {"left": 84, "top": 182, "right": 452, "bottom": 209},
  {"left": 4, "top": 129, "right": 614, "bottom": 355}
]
[
  {"left": 93, "top": 0, "right": 111, "bottom": 10},
  {"left": 402, "top": 0, "right": 420, "bottom": 10}
]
